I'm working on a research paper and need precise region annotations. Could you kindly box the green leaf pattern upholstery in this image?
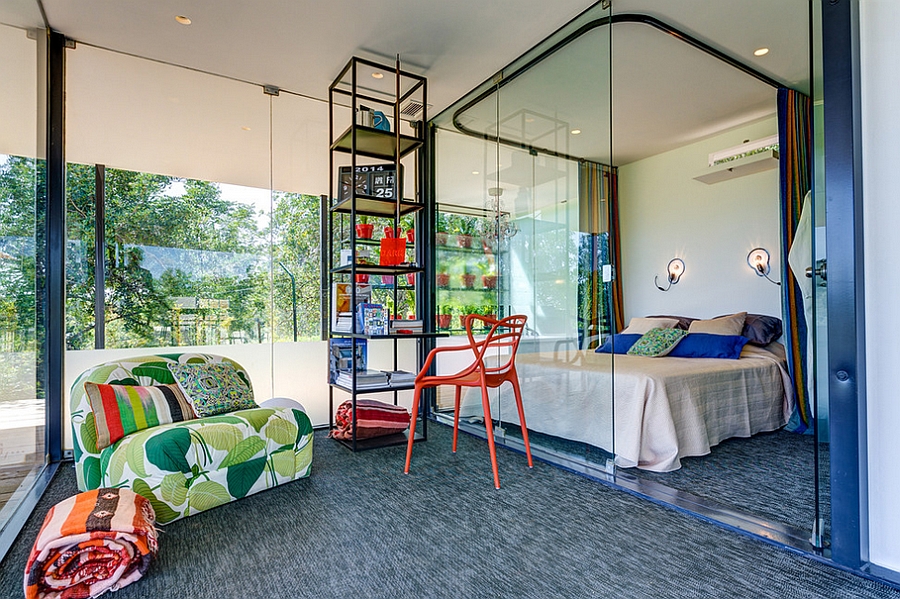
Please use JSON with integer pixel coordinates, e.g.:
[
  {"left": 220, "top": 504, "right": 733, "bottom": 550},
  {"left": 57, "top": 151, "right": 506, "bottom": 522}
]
[{"left": 70, "top": 353, "right": 313, "bottom": 523}]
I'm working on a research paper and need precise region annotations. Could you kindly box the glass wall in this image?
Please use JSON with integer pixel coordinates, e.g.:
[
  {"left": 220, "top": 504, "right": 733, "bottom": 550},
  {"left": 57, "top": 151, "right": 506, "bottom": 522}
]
[
  {"left": 63, "top": 44, "right": 335, "bottom": 439},
  {"left": 431, "top": 2, "right": 615, "bottom": 473},
  {"left": 0, "top": 17, "right": 48, "bottom": 533}
]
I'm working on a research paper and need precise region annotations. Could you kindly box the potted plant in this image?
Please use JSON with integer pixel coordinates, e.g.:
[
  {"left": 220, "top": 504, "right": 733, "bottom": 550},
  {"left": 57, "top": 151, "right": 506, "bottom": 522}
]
[
  {"left": 437, "top": 306, "right": 452, "bottom": 329},
  {"left": 356, "top": 215, "right": 374, "bottom": 239},
  {"left": 406, "top": 271, "right": 416, "bottom": 285},
  {"left": 481, "top": 304, "right": 498, "bottom": 324},
  {"left": 454, "top": 216, "right": 477, "bottom": 248},
  {"left": 460, "top": 304, "right": 479, "bottom": 329},
  {"left": 436, "top": 271, "right": 450, "bottom": 288},
  {"left": 460, "top": 264, "right": 476, "bottom": 289},
  {"left": 435, "top": 212, "right": 449, "bottom": 245},
  {"left": 478, "top": 262, "right": 498, "bottom": 289},
  {"left": 401, "top": 215, "right": 415, "bottom": 243}
]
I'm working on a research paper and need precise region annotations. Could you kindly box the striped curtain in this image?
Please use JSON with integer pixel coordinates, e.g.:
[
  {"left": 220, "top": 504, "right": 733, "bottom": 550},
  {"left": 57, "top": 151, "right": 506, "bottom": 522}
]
[
  {"left": 778, "top": 88, "right": 813, "bottom": 433},
  {"left": 577, "top": 162, "right": 623, "bottom": 348}
]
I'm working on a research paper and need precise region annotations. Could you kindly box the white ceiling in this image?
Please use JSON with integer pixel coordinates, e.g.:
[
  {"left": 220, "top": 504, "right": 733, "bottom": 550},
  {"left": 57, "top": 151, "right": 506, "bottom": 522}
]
[
  {"left": 39, "top": 0, "right": 598, "bottom": 116},
  {"left": 446, "top": 0, "right": 809, "bottom": 166},
  {"left": 3, "top": 0, "right": 810, "bottom": 199}
]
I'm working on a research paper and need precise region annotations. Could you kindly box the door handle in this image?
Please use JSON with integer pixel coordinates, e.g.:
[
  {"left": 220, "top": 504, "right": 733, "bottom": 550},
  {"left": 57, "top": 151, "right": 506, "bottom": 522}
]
[{"left": 805, "top": 259, "right": 827, "bottom": 286}]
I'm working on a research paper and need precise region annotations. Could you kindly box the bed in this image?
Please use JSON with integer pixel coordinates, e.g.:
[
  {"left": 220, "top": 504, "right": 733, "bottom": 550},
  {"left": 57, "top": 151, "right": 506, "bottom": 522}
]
[{"left": 458, "top": 342, "right": 793, "bottom": 472}]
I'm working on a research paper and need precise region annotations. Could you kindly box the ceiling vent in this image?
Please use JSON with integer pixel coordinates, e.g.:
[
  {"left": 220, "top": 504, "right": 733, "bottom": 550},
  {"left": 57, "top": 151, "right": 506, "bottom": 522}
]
[{"left": 400, "top": 100, "right": 425, "bottom": 119}]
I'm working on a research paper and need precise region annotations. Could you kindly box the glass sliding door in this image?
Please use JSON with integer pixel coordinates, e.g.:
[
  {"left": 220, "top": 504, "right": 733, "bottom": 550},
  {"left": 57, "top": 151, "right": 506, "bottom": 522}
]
[
  {"left": 0, "top": 16, "right": 48, "bottom": 534},
  {"left": 431, "top": 1, "right": 615, "bottom": 474}
]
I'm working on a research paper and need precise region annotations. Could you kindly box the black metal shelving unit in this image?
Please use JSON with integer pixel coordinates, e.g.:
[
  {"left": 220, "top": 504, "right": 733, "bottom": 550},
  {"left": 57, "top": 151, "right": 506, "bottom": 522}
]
[{"left": 325, "top": 56, "right": 442, "bottom": 451}]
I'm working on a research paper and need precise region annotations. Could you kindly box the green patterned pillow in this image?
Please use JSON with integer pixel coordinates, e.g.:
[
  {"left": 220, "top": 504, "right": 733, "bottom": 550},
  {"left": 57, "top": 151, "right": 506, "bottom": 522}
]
[
  {"left": 167, "top": 362, "right": 256, "bottom": 417},
  {"left": 627, "top": 327, "right": 689, "bottom": 357}
]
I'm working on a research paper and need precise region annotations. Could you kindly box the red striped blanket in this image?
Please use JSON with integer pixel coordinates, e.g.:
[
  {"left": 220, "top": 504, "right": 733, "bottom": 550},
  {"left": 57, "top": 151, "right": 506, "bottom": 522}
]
[
  {"left": 24, "top": 488, "right": 158, "bottom": 599},
  {"left": 329, "top": 398, "right": 410, "bottom": 440}
]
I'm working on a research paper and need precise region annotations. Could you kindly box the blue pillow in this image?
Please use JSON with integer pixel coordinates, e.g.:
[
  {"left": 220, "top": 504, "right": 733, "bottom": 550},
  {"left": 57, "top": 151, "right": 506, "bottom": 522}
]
[
  {"left": 667, "top": 333, "right": 750, "bottom": 359},
  {"left": 595, "top": 334, "right": 643, "bottom": 354}
]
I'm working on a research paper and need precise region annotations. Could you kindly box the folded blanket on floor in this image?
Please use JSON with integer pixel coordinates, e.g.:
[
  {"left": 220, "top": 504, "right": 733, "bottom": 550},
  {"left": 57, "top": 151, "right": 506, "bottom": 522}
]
[
  {"left": 24, "top": 487, "right": 158, "bottom": 599},
  {"left": 329, "top": 398, "right": 410, "bottom": 440}
]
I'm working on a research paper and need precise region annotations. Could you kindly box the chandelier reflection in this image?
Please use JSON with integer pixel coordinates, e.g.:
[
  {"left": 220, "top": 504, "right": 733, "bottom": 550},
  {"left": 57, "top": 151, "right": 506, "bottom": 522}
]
[{"left": 481, "top": 186, "right": 518, "bottom": 245}]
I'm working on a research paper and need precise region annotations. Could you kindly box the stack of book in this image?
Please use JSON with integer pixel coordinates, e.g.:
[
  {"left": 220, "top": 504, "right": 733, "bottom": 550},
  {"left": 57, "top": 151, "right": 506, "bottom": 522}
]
[
  {"left": 332, "top": 282, "right": 372, "bottom": 333},
  {"left": 389, "top": 319, "right": 423, "bottom": 334},
  {"left": 386, "top": 370, "right": 416, "bottom": 387},
  {"left": 335, "top": 369, "right": 389, "bottom": 389}
]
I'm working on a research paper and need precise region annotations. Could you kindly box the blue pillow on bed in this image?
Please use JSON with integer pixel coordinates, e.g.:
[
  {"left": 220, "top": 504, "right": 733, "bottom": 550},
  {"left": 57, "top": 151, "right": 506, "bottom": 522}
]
[
  {"left": 595, "top": 334, "right": 643, "bottom": 354},
  {"left": 667, "top": 333, "right": 750, "bottom": 359}
]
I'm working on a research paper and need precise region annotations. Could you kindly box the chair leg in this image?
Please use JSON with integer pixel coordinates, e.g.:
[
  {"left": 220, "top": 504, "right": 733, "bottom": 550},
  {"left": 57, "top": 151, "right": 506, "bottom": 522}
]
[
  {"left": 480, "top": 382, "right": 501, "bottom": 489},
  {"left": 511, "top": 375, "right": 533, "bottom": 468},
  {"left": 452, "top": 386, "right": 462, "bottom": 453},
  {"left": 404, "top": 385, "right": 423, "bottom": 474}
]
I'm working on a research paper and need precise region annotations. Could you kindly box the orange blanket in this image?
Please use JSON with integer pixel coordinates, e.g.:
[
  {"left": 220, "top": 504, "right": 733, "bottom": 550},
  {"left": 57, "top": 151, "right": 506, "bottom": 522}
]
[{"left": 24, "top": 488, "right": 158, "bottom": 598}]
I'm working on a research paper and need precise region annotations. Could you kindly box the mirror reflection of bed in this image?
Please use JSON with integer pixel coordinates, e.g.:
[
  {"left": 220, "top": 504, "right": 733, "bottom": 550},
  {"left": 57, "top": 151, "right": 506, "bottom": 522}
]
[{"left": 432, "top": 2, "right": 822, "bottom": 545}]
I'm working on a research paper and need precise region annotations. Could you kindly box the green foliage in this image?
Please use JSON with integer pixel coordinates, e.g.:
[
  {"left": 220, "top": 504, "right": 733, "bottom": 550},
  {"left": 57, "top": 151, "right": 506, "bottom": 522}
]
[{"left": 226, "top": 456, "right": 267, "bottom": 498}]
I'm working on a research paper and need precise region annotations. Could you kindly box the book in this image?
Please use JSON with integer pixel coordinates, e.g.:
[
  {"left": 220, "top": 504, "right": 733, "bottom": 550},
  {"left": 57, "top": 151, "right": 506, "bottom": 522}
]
[
  {"left": 336, "top": 369, "right": 389, "bottom": 389},
  {"left": 328, "top": 338, "right": 367, "bottom": 384},
  {"left": 331, "top": 282, "right": 371, "bottom": 333},
  {"left": 356, "top": 303, "right": 388, "bottom": 336},
  {"left": 390, "top": 319, "right": 423, "bottom": 333},
  {"left": 386, "top": 370, "right": 416, "bottom": 386}
]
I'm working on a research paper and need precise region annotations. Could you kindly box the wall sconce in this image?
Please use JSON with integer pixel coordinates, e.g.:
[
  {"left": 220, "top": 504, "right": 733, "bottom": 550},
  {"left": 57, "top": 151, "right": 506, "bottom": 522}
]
[
  {"left": 655, "top": 258, "right": 685, "bottom": 291},
  {"left": 747, "top": 247, "right": 780, "bottom": 286}
]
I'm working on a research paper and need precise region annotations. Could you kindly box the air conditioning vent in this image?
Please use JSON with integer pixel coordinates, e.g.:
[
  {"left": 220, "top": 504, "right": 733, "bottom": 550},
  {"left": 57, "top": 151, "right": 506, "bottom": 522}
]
[{"left": 400, "top": 100, "right": 425, "bottom": 118}]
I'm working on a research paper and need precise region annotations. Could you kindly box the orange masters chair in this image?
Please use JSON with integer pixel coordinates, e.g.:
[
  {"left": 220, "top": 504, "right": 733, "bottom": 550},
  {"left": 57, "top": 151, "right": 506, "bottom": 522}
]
[{"left": 404, "top": 314, "right": 533, "bottom": 489}]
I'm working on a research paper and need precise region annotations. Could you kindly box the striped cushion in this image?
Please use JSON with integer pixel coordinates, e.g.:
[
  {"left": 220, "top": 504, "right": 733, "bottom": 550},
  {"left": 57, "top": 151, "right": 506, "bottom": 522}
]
[
  {"left": 329, "top": 399, "right": 410, "bottom": 440},
  {"left": 84, "top": 383, "right": 195, "bottom": 449}
]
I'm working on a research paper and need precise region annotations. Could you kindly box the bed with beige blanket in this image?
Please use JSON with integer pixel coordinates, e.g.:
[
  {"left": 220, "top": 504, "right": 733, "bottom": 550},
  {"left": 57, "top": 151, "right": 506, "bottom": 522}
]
[{"left": 459, "top": 343, "right": 793, "bottom": 472}]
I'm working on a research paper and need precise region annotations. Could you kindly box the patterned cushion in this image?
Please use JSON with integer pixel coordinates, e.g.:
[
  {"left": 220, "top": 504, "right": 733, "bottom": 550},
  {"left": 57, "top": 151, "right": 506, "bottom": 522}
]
[
  {"left": 627, "top": 327, "right": 689, "bottom": 357},
  {"left": 167, "top": 362, "right": 256, "bottom": 417},
  {"left": 84, "top": 383, "right": 195, "bottom": 450}
]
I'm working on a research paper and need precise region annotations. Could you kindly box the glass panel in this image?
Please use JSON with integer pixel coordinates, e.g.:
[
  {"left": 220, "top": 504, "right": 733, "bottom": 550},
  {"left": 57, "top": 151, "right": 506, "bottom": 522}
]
[
  {"left": 811, "top": 0, "right": 830, "bottom": 549},
  {"left": 432, "top": 1, "right": 614, "bottom": 474},
  {"left": 64, "top": 45, "right": 273, "bottom": 448},
  {"left": 0, "top": 19, "right": 47, "bottom": 528}
]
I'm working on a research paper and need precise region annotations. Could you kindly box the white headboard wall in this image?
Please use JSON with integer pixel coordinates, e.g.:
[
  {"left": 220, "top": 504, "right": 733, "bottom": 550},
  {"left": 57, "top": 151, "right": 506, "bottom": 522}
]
[{"left": 617, "top": 115, "right": 783, "bottom": 324}]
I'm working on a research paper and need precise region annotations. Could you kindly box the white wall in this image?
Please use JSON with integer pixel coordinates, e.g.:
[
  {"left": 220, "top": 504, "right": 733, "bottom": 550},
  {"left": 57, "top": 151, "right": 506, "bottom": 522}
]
[
  {"left": 618, "top": 116, "right": 782, "bottom": 324},
  {"left": 860, "top": 0, "right": 900, "bottom": 572}
]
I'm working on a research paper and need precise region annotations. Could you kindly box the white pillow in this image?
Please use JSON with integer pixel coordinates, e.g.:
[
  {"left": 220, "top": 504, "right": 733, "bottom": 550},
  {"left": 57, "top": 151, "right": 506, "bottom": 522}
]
[
  {"left": 688, "top": 312, "right": 747, "bottom": 336},
  {"left": 622, "top": 317, "right": 679, "bottom": 335}
]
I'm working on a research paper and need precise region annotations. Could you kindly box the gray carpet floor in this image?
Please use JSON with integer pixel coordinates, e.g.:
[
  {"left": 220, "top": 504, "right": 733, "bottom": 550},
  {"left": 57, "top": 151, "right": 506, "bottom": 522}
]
[
  {"left": 0, "top": 424, "right": 895, "bottom": 599},
  {"left": 631, "top": 429, "right": 830, "bottom": 533}
]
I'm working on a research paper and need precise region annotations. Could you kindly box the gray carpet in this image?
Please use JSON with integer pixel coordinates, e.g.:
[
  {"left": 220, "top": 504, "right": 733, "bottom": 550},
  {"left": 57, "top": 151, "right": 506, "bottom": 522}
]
[
  {"left": 631, "top": 429, "right": 830, "bottom": 533},
  {"left": 0, "top": 424, "right": 895, "bottom": 599}
]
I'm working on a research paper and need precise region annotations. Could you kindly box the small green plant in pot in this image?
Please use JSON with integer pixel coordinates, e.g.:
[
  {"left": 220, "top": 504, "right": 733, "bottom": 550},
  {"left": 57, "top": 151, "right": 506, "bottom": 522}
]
[
  {"left": 454, "top": 216, "right": 478, "bottom": 248},
  {"left": 355, "top": 215, "right": 374, "bottom": 239},
  {"left": 460, "top": 263, "right": 477, "bottom": 289},
  {"left": 478, "top": 262, "right": 498, "bottom": 289},
  {"left": 437, "top": 305, "right": 452, "bottom": 329},
  {"left": 435, "top": 212, "right": 449, "bottom": 245}
]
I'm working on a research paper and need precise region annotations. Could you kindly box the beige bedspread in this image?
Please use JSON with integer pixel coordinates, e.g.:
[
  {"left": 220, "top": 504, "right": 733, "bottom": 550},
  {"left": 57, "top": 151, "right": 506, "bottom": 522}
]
[{"left": 459, "top": 343, "right": 794, "bottom": 472}]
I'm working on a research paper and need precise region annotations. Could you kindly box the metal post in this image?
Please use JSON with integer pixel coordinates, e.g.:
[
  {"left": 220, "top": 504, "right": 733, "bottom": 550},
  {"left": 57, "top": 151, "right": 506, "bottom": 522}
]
[{"left": 278, "top": 261, "right": 298, "bottom": 342}]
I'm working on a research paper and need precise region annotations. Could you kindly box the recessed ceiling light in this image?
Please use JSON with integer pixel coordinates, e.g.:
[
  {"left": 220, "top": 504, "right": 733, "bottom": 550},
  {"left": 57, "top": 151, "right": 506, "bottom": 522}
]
[
  {"left": 175, "top": 15, "right": 192, "bottom": 25},
  {"left": 571, "top": 129, "right": 582, "bottom": 135},
  {"left": 754, "top": 47, "right": 769, "bottom": 56},
  {"left": 525, "top": 117, "right": 535, "bottom": 123},
  {"left": 241, "top": 126, "right": 251, "bottom": 131},
  {"left": 472, "top": 171, "right": 479, "bottom": 175},
  {"left": 372, "top": 72, "right": 384, "bottom": 79}
]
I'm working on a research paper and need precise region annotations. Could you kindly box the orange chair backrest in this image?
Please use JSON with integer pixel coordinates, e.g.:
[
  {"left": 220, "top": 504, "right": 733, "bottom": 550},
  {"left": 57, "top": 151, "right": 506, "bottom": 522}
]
[{"left": 464, "top": 314, "right": 527, "bottom": 377}]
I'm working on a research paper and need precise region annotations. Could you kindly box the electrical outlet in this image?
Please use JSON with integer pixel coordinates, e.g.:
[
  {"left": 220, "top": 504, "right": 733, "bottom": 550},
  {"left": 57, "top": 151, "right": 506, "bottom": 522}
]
[{"left": 63, "top": 449, "right": 74, "bottom": 460}]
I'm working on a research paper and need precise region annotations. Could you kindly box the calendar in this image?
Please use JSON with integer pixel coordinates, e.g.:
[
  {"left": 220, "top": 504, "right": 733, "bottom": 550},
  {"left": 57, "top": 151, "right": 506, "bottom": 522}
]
[{"left": 338, "top": 163, "right": 400, "bottom": 202}]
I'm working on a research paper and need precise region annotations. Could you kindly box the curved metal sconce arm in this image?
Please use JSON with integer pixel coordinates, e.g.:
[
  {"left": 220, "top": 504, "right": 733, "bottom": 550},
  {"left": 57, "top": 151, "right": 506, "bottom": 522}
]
[
  {"left": 747, "top": 247, "right": 781, "bottom": 286},
  {"left": 655, "top": 258, "right": 684, "bottom": 292}
]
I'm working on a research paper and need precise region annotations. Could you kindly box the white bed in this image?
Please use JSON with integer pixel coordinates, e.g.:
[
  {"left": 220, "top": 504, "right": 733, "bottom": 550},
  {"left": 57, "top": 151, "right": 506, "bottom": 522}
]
[{"left": 459, "top": 343, "right": 794, "bottom": 472}]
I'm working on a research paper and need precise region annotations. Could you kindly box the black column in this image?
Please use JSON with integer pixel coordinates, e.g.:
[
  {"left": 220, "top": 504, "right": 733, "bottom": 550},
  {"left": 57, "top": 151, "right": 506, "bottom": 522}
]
[
  {"left": 44, "top": 30, "right": 66, "bottom": 463},
  {"left": 822, "top": 0, "right": 866, "bottom": 568}
]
